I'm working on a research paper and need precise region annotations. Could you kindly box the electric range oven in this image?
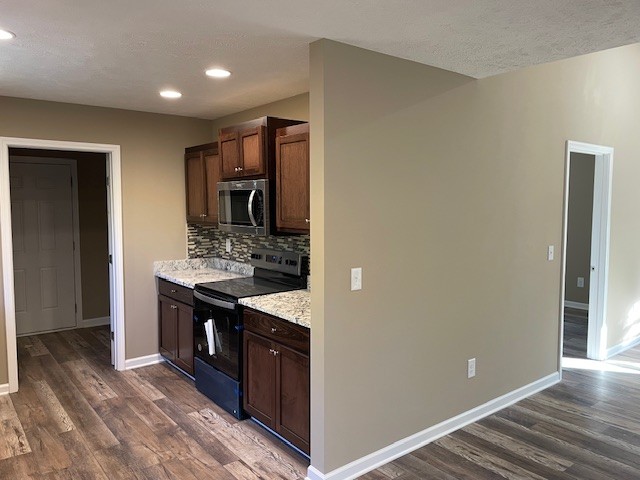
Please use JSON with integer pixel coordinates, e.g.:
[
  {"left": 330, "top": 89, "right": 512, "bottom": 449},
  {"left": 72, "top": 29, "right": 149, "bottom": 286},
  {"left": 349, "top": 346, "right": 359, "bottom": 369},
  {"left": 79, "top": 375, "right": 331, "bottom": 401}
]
[{"left": 193, "top": 248, "right": 307, "bottom": 419}]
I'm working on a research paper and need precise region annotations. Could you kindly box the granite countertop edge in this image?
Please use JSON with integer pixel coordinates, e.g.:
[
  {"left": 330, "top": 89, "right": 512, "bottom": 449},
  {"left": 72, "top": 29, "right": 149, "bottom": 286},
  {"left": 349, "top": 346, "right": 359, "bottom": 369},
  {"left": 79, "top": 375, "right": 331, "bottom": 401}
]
[
  {"left": 154, "top": 258, "right": 253, "bottom": 289},
  {"left": 239, "top": 290, "right": 311, "bottom": 329},
  {"left": 154, "top": 258, "right": 310, "bottom": 328}
]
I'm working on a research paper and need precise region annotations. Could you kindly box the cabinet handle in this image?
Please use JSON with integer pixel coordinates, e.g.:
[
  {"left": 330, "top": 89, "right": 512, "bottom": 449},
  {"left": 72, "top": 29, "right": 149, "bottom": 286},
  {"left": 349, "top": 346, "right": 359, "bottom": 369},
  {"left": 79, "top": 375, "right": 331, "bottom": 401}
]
[
  {"left": 269, "top": 349, "right": 279, "bottom": 356},
  {"left": 170, "top": 305, "right": 177, "bottom": 309},
  {"left": 200, "top": 213, "right": 207, "bottom": 218},
  {"left": 305, "top": 218, "right": 310, "bottom": 223},
  {"left": 238, "top": 166, "right": 243, "bottom": 171},
  {"left": 271, "top": 327, "right": 277, "bottom": 333},
  {"left": 170, "top": 289, "right": 177, "bottom": 293}
]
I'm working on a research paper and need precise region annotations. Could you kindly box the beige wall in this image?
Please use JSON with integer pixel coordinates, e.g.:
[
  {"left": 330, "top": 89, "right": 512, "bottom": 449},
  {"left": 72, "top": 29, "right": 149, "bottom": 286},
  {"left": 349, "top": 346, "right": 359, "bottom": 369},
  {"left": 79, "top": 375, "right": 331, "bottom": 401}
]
[
  {"left": 211, "top": 93, "right": 308, "bottom": 140},
  {"left": 565, "top": 153, "right": 595, "bottom": 305},
  {"left": 0, "top": 96, "right": 212, "bottom": 383},
  {"left": 310, "top": 39, "right": 640, "bottom": 472}
]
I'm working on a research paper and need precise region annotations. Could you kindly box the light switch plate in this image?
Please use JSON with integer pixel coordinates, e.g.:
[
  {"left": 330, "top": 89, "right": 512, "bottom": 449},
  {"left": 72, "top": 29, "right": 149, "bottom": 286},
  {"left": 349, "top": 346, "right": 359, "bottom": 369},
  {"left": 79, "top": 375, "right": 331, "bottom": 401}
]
[
  {"left": 547, "top": 245, "right": 554, "bottom": 261},
  {"left": 351, "top": 267, "right": 362, "bottom": 291},
  {"left": 467, "top": 358, "right": 476, "bottom": 378}
]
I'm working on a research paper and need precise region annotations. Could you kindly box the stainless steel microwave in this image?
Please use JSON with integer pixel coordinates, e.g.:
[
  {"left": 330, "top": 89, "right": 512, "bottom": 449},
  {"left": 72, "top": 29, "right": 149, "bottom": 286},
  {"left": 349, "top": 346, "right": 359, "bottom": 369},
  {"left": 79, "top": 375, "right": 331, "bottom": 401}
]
[{"left": 217, "top": 179, "right": 269, "bottom": 236}]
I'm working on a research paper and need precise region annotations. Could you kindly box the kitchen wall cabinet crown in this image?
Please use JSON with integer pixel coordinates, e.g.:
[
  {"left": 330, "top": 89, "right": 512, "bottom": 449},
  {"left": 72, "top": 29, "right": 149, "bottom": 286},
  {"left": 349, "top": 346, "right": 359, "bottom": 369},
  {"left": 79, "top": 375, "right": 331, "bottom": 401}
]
[
  {"left": 243, "top": 308, "right": 310, "bottom": 454},
  {"left": 275, "top": 123, "right": 310, "bottom": 234},
  {"left": 218, "top": 117, "right": 304, "bottom": 182},
  {"left": 158, "top": 279, "right": 194, "bottom": 375},
  {"left": 185, "top": 142, "right": 219, "bottom": 224}
]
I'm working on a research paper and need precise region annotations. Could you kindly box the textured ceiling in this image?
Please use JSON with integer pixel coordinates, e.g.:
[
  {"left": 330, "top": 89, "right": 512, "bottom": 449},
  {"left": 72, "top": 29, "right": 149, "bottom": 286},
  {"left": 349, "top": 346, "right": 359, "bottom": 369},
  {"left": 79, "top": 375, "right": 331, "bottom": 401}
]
[{"left": 2, "top": 0, "right": 640, "bottom": 120}]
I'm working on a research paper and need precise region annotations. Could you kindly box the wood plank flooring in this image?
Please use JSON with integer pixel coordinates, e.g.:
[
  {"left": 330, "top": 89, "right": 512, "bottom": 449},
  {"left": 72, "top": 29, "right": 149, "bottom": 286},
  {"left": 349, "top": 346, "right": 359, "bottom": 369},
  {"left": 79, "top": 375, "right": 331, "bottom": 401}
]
[
  {"left": 4, "top": 320, "right": 640, "bottom": 479},
  {"left": 0, "top": 327, "right": 309, "bottom": 479},
  {"left": 563, "top": 308, "right": 588, "bottom": 359},
  {"left": 360, "top": 342, "right": 640, "bottom": 479}
]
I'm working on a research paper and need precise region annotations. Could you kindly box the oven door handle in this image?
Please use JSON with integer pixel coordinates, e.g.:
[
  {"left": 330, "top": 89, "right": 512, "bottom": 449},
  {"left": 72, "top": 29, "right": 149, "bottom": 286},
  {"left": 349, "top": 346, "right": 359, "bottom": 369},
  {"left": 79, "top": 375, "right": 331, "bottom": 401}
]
[
  {"left": 247, "top": 189, "right": 258, "bottom": 227},
  {"left": 194, "top": 291, "right": 236, "bottom": 310}
]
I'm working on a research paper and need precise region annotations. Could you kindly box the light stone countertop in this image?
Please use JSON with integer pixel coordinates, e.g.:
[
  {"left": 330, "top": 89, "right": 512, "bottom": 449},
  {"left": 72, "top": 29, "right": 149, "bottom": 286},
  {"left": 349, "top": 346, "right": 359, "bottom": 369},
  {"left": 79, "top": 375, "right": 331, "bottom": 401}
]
[
  {"left": 239, "top": 289, "right": 311, "bottom": 329},
  {"left": 153, "top": 257, "right": 252, "bottom": 288},
  {"left": 154, "top": 257, "right": 311, "bottom": 328}
]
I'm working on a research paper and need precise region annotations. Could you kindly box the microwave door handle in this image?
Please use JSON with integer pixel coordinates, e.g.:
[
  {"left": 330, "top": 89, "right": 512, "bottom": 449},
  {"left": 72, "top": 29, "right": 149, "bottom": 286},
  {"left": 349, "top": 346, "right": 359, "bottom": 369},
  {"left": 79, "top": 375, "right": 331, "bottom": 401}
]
[{"left": 247, "top": 189, "right": 258, "bottom": 227}]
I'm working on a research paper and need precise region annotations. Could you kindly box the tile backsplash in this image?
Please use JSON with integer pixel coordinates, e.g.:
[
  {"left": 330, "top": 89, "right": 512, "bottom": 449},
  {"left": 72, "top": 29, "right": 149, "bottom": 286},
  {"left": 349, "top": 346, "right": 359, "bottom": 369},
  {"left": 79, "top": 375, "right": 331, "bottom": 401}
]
[{"left": 188, "top": 224, "right": 310, "bottom": 271}]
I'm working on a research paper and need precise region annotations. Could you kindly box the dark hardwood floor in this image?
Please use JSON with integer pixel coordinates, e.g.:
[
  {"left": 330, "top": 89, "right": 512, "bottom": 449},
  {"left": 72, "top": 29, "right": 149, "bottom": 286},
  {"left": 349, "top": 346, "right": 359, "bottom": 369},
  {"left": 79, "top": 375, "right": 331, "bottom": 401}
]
[
  {"left": 563, "top": 307, "right": 588, "bottom": 359},
  {"left": 4, "top": 318, "right": 640, "bottom": 479},
  {"left": 361, "top": 332, "right": 640, "bottom": 479},
  {"left": 0, "top": 326, "right": 309, "bottom": 479}
]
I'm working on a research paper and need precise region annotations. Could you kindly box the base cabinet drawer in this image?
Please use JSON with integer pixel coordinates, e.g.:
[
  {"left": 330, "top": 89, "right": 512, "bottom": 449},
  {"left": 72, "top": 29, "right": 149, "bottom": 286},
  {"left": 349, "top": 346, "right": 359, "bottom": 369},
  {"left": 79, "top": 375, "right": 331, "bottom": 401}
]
[{"left": 243, "top": 308, "right": 310, "bottom": 454}]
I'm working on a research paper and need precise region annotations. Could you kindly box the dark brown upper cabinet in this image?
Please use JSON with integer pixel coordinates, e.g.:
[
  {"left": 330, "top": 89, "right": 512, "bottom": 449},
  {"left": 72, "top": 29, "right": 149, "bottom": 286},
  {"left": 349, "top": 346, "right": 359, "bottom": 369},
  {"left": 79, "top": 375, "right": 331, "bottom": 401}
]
[
  {"left": 185, "top": 142, "right": 220, "bottom": 224},
  {"left": 218, "top": 117, "right": 304, "bottom": 181},
  {"left": 275, "top": 123, "right": 310, "bottom": 234}
]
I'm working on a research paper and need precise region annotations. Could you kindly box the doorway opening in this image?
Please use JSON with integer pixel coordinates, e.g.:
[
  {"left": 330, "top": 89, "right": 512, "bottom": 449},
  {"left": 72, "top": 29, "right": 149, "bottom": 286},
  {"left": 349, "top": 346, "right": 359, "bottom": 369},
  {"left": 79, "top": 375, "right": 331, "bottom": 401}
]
[
  {"left": 561, "top": 141, "right": 613, "bottom": 363},
  {"left": 1, "top": 138, "right": 125, "bottom": 393},
  {"left": 9, "top": 150, "right": 112, "bottom": 364}
]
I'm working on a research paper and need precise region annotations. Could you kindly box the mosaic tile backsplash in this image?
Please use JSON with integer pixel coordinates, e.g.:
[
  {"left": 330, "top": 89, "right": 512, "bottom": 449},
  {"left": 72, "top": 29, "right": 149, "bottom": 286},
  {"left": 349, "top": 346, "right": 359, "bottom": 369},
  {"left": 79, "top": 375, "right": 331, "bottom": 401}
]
[{"left": 187, "top": 224, "right": 310, "bottom": 272}]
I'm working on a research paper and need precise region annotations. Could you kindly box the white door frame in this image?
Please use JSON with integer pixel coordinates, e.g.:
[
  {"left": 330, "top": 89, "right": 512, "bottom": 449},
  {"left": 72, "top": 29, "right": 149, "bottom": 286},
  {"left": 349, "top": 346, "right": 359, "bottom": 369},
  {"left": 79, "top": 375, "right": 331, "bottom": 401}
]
[
  {"left": 0, "top": 137, "right": 126, "bottom": 393},
  {"left": 560, "top": 140, "right": 613, "bottom": 363},
  {"left": 10, "top": 157, "right": 84, "bottom": 334}
]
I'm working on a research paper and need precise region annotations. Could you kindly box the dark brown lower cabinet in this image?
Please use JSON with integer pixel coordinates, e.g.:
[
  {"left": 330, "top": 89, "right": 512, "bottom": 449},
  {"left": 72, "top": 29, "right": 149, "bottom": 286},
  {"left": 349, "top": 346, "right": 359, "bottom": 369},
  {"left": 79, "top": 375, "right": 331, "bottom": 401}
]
[
  {"left": 243, "top": 309, "right": 310, "bottom": 454},
  {"left": 158, "top": 279, "right": 194, "bottom": 375}
]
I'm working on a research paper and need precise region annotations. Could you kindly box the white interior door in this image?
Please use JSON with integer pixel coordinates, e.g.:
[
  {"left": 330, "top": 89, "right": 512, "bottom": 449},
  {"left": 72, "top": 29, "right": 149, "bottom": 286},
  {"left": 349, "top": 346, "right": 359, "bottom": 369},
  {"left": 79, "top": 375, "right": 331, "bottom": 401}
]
[{"left": 10, "top": 162, "right": 77, "bottom": 335}]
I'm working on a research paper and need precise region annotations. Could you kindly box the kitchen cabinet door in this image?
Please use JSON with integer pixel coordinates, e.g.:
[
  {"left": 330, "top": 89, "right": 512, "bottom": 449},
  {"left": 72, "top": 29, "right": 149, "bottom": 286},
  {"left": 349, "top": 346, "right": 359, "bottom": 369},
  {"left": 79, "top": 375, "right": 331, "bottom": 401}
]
[
  {"left": 275, "top": 124, "right": 310, "bottom": 234},
  {"left": 277, "top": 343, "right": 310, "bottom": 453},
  {"left": 239, "top": 125, "right": 266, "bottom": 177},
  {"left": 243, "top": 308, "right": 310, "bottom": 454},
  {"left": 185, "top": 152, "right": 206, "bottom": 223},
  {"left": 203, "top": 149, "right": 220, "bottom": 224},
  {"left": 185, "top": 143, "right": 219, "bottom": 224},
  {"left": 220, "top": 131, "right": 241, "bottom": 180},
  {"left": 243, "top": 330, "right": 277, "bottom": 428},
  {"left": 158, "top": 295, "right": 177, "bottom": 362},
  {"left": 158, "top": 280, "right": 194, "bottom": 376},
  {"left": 175, "top": 302, "right": 194, "bottom": 375}
]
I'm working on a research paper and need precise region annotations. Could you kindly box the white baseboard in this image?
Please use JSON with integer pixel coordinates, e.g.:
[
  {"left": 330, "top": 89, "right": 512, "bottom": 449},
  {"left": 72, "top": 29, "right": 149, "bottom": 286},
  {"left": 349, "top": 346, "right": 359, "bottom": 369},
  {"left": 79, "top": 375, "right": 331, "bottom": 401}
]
[
  {"left": 606, "top": 335, "right": 640, "bottom": 359},
  {"left": 564, "top": 301, "right": 588, "bottom": 310},
  {"left": 0, "top": 383, "right": 9, "bottom": 396},
  {"left": 124, "top": 353, "right": 164, "bottom": 370},
  {"left": 80, "top": 316, "right": 110, "bottom": 328},
  {"left": 306, "top": 372, "right": 560, "bottom": 480}
]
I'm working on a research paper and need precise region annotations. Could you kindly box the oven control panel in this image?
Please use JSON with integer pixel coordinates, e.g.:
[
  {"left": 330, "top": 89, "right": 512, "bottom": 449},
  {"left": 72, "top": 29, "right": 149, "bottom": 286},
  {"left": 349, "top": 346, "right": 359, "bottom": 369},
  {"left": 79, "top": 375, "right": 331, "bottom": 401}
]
[{"left": 250, "top": 249, "right": 307, "bottom": 276}]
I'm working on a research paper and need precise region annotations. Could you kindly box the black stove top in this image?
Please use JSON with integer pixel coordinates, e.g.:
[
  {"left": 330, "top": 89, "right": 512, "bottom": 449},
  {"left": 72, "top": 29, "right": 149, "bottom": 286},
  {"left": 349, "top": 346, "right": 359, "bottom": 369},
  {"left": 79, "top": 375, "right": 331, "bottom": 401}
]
[
  {"left": 196, "top": 276, "right": 304, "bottom": 300},
  {"left": 194, "top": 248, "right": 308, "bottom": 302}
]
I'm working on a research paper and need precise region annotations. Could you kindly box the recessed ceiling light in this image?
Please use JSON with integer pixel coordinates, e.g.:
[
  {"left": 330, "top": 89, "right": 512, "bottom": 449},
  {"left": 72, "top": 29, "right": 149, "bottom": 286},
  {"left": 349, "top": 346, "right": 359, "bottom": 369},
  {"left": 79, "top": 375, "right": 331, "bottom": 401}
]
[
  {"left": 0, "top": 29, "right": 15, "bottom": 40},
  {"left": 205, "top": 68, "right": 231, "bottom": 78},
  {"left": 160, "top": 90, "right": 182, "bottom": 99}
]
